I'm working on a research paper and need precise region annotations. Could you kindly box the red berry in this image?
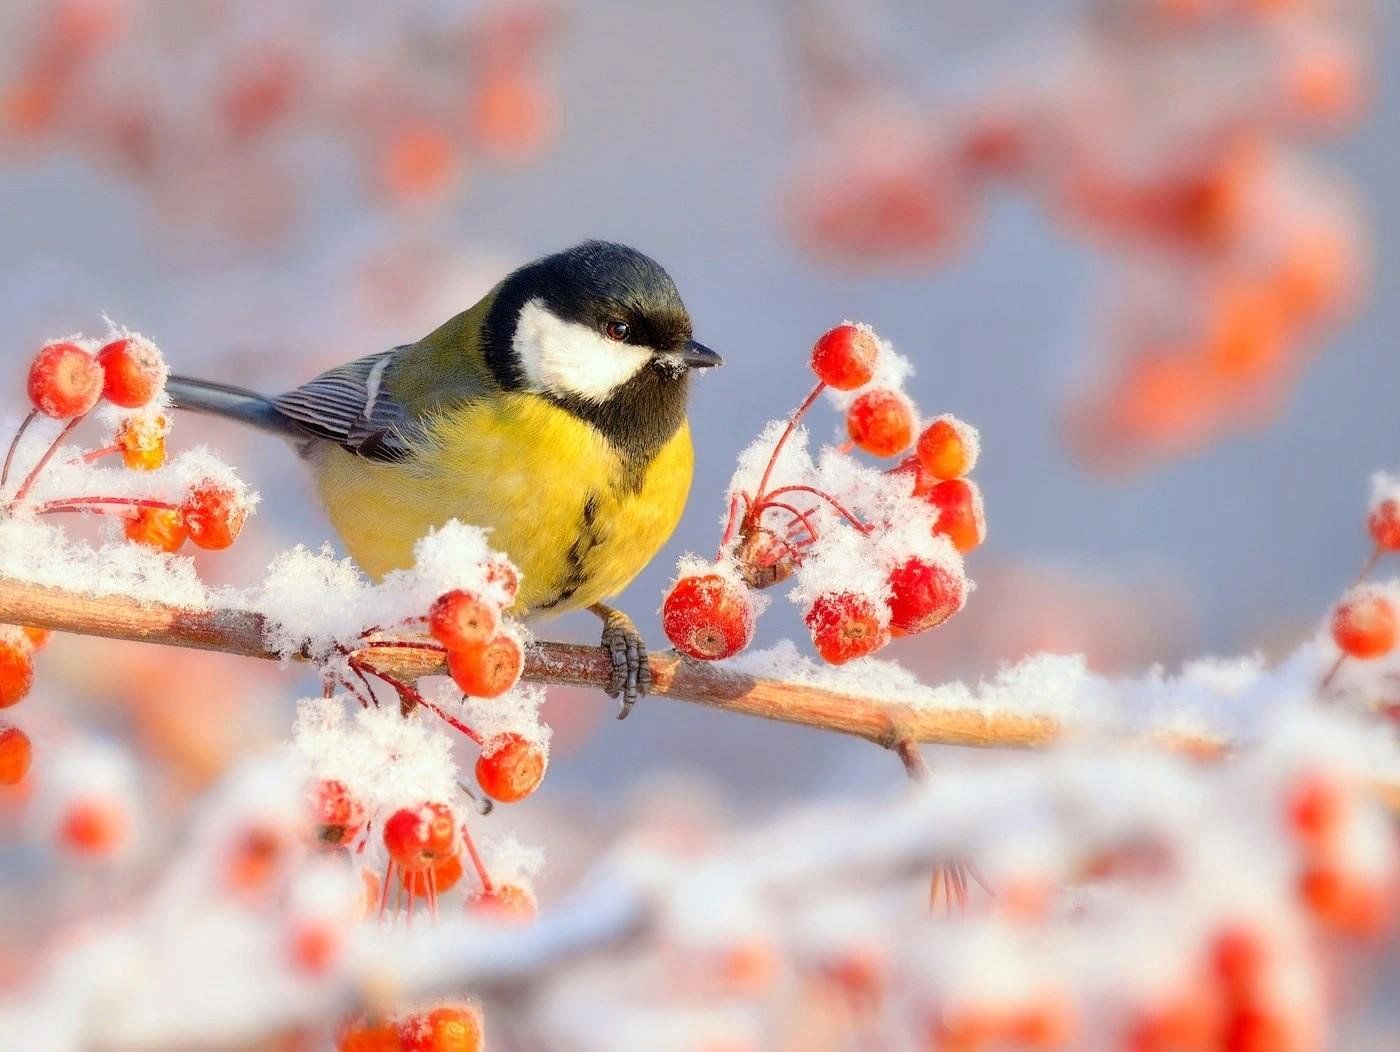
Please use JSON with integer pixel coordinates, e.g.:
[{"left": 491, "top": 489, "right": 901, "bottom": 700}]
[
  {"left": 1298, "top": 863, "right": 1388, "bottom": 937},
  {"left": 400, "top": 1005, "right": 484, "bottom": 1052},
  {"left": 123, "top": 506, "right": 187, "bottom": 553},
  {"left": 916, "top": 417, "right": 977, "bottom": 480},
  {"left": 845, "top": 388, "right": 915, "bottom": 457},
  {"left": 811, "top": 323, "right": 878, "bottom": 390},
  {"left": 926, "top": 478, "right": 986, "bottom": 553},
  {"left": 1331, "top": 592, "right": 1396, "bottom": 659},
  {"left": 382, "top": 802, "right": 457, "bottom": 870},
  {"left": 310, "top": 778, "right": 365, "bottom": 847},
  {"left": 0, "top": 637, "right": 34, "bottom": 708},
  {"left": 805, "top": 592, "right": 889, "bottom": 664},
  {"left": 1285, "top": 772, "right": 1344, "bottom": 847},
  {"left": 446, "top": 631, "right": 524, "bottom": 698},
  {"left": 886, "top": 556, "right": 966, "bottom": 636},
  {"left": 429, "top": 590, "right": 499, "bottom": 651},
  {"left": 115, "top": 414, "right": 168, "bottom": 471},
  {"left": 59, "top": 796, "right": 128, "bottom": 856},
  {"left": 1369, "top": 499, "right": 1400, "bottom": 551},
  {"left": 180, "top": 481, "right": 248, "bottom": 550},
  {"left": 484, "top": 559, "right": 520, "bottom": 604},
  {"left": 1210, "top": 924, "right": 1266, "bottom": 1000},
  {"left": 288, "top": 919, "right": 341, "bottom": 976},
  {"left": 96, "top": 337, "right": 164, "bottom": 408},
  {"left": 0, "top": 725, "right": 32, "bottom": 785},
  {"left": 27, "top": 342, "right": 103, "bottom": 419},
  {"left": 337, "top": 1017, "right": 403, "bottom": 1052},
  {"left": 661, "top": 573, "right": 754, "bottom": 660},
  {"left": 400, "top": 851, "right": 464, "bottom": 897},
  {"left": 467, "top": 882, "right": 538, "bottom": 923},
  {"left": 475, "top": 734, "right": 546, "bottom": 803}
]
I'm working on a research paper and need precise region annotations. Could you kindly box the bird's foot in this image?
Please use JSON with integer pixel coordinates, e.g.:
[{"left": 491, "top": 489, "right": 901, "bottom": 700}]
[{"left": 590, "top": 603, "right": 651, "bottom": 719}]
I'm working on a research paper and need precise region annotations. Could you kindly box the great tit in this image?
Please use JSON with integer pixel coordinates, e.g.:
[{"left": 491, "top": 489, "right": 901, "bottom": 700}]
[{"left": 167, "top": 241, "right": 721, "bottom": 716}]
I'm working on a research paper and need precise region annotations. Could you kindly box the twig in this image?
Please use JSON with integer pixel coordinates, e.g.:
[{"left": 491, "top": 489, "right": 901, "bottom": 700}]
[
  {"left": 0, "top": 574, "right": 1079, "bottom": 753},
  {"left": 0, "top": 573, "right": 1380, "bottom": 796}
]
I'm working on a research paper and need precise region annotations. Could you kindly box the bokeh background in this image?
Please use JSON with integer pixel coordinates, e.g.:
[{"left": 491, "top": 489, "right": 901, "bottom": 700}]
[{"left": 1, "top": 0, "right": 1393, "bottom": 817}]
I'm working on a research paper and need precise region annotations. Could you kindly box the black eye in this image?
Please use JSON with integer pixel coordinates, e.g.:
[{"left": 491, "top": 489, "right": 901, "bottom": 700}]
[{"left": 603, "top": 320, "right": 630, "bottom": 342}]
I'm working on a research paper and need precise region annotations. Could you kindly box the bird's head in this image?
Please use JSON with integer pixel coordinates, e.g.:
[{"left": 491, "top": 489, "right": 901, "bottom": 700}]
[{"left": 482, "top": 241, "right": 721, "bottom": 406}]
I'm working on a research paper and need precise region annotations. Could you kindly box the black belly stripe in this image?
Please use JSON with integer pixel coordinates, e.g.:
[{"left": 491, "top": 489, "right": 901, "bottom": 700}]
[{"left": 537, "top": 492, "right": 603, "bottom": 610}]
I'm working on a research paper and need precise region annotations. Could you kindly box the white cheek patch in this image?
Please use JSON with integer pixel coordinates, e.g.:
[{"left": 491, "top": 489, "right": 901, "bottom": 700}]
[{"left": 513, "top": 298, "right": 654, "bottom": 402}]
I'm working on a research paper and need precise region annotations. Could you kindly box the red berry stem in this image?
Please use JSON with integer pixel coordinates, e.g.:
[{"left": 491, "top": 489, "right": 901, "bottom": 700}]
[
  {"left": 6, "top": 414, "right": 84, "bottom": 510},
  {"left": 1319, "top": 654, "right": 1345, "bottom": 691},
  {"left": 1353, "top": 545, "right": 1383, "bottom": 587},
  {"left": 718, "top": 491, "right": 749, "bottom": 555},
  {"left": 0, "top": 410, "right": 37, "bottom": 493},
  {"left": 763, "top": 484, "right": 871, "bottom": 533},
  {"left": 459, "top": 819, "right": 494, "bottom": 894},
  {"left": 750, "top": 380, "right": 826, "bottom": 515},
  {"left": 36, "top": 495, "right": 179, "bottom": 515},
  {"left": 78, "top": 444, "right": 122, "bottom": 464},
  {"left": 358, "top": 659, "right": 485, "bottom": 745},
  {"left": 754, "top": 498, "right": 821, "bottom": 543},
  {"left": 751, "top": 524, "right": 806, "bottom": 566}
]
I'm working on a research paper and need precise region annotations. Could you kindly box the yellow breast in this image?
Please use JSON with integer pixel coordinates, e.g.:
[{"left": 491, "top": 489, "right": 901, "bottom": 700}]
[{"left": 307, "top": 394, "right": 694, "bottom": 616}]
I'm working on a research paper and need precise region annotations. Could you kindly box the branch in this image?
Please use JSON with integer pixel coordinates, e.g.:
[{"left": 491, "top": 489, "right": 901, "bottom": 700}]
[{"left": 0, "top": 574, "right": 1220, "bottom": 758}]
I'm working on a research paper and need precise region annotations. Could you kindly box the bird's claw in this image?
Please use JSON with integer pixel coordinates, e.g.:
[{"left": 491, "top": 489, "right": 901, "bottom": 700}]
[{"left": 599, "top": 609, "right": 651, "bottom": 719}]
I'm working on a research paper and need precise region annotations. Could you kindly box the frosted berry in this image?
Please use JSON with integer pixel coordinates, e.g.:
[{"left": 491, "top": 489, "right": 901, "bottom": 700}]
[
  {"left": 926, "top": 478, "right": 986, "bottom": 553},
  {"left": 811, "top": 324, "right": 878, "bottom": 390},
  {"left": 467, "top": 882, "right": 538, "bottom": 923},
  {"left": 0, "top": 636, "right": 34, "bottom": 708},
  {"left": 1332, "top": 592, "right": 1396, "bottom": 659},
  {"left": 662, "top": 572, "right": 754, "bottom": 660},
  {"left": 400, "top": 1005, "right": 484, "bottom": 1052},
  {"left": 59, "top": 796, "right": 128, "bottom": 856},
  {"left": 1369, "top": 499, "right": 1400, "bottom": 551},
  {"left": 805, "top": 592, "right": 889, "bottom": 664},
  {"left": 846, "top": 388, "right": 915, "bottom": 457},
  {"left": 484, "top": 559, "right": 520, "bottom": 604},
  {"left": 337, "top": 1017, "right": 403, "bottom": 1052},
  {"left": 382, "top": 802, "right": 456, "bottom": 870},
  {"left": 123, "top": 507, "right": 187, "bottom": 553},
  {"left": 886, "top": 556, "right": 966, "bottom": 636},
  {"left": 0, "top": 725, "right": 32, "bottom": 785},
  {"left": 96, "top": 337, "right": 164, "bottom": 408},
  {"left": 180, "top": 481, "right": 247, "bottom": 550},
  {"left": 429, "top": 590, "right": 499, "bottom": 651},
  {"left": 116, "top": 414, "right": 168, "bottom": 471},
  {"left": 447, "top": 631, "right": 524, "bottom": 698},
  {"left": 475, "top": 734, "right": 546, "bottom": 803},
  {"left": 401, "top": 852, "right": 464, "bottom": 897},
  {"left": 916, "top": 417, "right": 978, "bottom": 480},
  {"left": 310, "top": 778, "right": 365, "bottom": 848},
  {"left": 28, "top": 342, "right": 103, "bottom": 419}
]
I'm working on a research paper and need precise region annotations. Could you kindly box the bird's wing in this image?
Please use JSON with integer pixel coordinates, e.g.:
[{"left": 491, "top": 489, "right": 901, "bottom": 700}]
[{"left": 271, "top": 348, "right": 423, "bottom": 462}]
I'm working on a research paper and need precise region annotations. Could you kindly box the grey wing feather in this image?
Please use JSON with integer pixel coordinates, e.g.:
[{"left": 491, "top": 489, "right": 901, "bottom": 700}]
[{"left": 272, "top": 348, "right": 420, "bottom": 462}]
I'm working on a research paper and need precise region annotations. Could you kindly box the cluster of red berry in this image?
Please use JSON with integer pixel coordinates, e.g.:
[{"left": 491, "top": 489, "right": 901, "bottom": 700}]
[
  {"left": 0, "top": 335, "right": 254, "bottom": 790},
  {"left": 428, "top": 582, "right": 525, "bottom": 701},
  {"left": 1323, "top": 485, "right": 1400, "bottom": 687},
  {"left": 3, "top": 0, "right": 561, "bottom": 237},
  {"left": 336, "top": 1004, "right": 483, "bottom": 1052},
  {"left": 16, "top": 337, "right": 248, "bottom": 551},
  {"left": 787, "top": 0, "right": 1369, "bottom": 470},
  {"left": 663, "top": 323, "right": 983, "bottom": 666}
]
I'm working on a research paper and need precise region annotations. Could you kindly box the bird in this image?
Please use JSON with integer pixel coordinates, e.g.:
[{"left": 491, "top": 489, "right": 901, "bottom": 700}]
[{"left": 166, "top": 240, "right": 721, "bottom": 716}]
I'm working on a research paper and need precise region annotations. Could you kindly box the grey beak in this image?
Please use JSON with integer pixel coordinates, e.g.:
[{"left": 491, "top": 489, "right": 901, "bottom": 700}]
[{"left": 680, "top": 339, "right": 723, "bottom": 369}]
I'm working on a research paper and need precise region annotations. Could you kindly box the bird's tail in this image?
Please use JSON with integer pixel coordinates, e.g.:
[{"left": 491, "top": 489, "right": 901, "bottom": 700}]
[{"left": 166, "top": 376, "right": 302, "bottom": 438}]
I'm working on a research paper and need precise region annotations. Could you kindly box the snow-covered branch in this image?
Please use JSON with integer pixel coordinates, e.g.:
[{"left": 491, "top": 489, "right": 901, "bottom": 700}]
[{"left": 0, "top": 572, "right": 1214, "bottom": 756}]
